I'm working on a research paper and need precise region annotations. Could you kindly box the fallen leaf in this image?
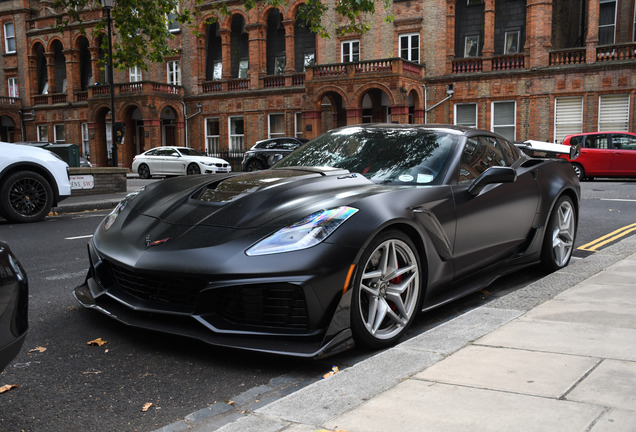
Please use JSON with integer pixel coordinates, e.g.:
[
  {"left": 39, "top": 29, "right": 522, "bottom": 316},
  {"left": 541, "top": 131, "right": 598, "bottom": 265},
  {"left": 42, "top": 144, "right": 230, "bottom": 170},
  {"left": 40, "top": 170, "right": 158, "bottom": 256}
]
[
  {"left": 227, "top": 400, "right": 235, "bottom": 405},
  {"left": 29, "top": 346, "right": 47, "bottom": 354},
  {"left": 0, "top": 384, "right": 18, "bottom": 394},
  {"left": 141, "top": 402, "right": 153, "bottom": 412},
  {"left": 87, "top": 338, "right": 107, "bottom": 347},
  {"left": 241, "top": 409, "right": 250, "bottom": 414}
]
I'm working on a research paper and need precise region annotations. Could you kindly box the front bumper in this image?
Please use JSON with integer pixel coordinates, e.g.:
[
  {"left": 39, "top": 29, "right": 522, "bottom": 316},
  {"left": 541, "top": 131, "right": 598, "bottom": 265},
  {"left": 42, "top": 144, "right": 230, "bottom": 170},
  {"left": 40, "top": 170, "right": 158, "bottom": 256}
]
[{"left": 73, "top": 241, "right": 357, "bottom": 358}]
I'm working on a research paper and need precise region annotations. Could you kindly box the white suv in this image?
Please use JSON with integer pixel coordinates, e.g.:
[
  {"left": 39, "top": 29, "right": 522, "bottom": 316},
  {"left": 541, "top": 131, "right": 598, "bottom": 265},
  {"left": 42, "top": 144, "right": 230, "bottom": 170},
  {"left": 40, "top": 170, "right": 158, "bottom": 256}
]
[{"left": 0, "top": 142, "right": 71, "bottom": 223}]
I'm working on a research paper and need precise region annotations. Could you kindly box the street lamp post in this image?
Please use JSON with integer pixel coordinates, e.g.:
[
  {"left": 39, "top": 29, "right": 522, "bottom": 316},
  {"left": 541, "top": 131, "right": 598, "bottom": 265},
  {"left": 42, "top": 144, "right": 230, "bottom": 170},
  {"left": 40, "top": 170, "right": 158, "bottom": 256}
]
[{"left": 101, "top": 0, "right": 117, "bottom": 167}]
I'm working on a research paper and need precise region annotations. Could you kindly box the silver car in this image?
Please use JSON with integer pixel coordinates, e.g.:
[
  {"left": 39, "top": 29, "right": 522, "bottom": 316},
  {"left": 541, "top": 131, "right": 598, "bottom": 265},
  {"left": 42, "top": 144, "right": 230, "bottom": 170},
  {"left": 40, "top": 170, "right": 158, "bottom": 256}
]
[{"left": 132, "top": 147, "right": 231, "bottom": 179}]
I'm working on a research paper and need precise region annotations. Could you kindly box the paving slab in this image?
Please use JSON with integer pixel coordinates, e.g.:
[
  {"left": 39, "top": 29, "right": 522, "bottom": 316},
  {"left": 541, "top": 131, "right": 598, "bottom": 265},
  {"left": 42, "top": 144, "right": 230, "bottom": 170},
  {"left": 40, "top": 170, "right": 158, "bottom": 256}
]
[
  {"left": 324, "top": 381, "right": 604, "bottom": 432},
  {"left": 555, "top": 282, "right": 636, "bottom": 305},
  {"left": 589, "top": 409, "right": 636, "bottom": 432},
  {"left": 476, "top": 320, "right": 636, "bottom": 361},
  {"left": 566, "top": 359, "right": 636, "bottom": 411},
  {"left": 415, "top": 345, "right": 599, "bottom": 398},
  {"left": 522, "top": 299, "right": 636, "bottom": 329}
]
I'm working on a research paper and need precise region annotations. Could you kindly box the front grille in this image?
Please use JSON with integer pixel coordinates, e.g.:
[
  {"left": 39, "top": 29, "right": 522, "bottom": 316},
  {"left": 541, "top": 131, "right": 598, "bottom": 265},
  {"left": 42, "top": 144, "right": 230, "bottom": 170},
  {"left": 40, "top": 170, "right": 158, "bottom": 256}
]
[
  {"left": 107, "top": 262, "right": 207, "bottom": 307},
  {"left": 210, "top": 284, "right": 309, "bottom": 331}
]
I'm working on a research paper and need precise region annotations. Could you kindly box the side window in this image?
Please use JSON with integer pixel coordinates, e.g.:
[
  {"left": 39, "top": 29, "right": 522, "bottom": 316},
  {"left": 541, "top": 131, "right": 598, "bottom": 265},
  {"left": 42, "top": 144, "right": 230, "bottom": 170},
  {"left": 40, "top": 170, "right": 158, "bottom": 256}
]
[
  {"left": 584, "top": 134, "right": 609, "bottom": 149},
  {"left": 612, "top": 134, "right": 636, "bottom": 150},
  {"left": 497, "top": 137, "right": 521, "bottom": 164},
  {"left": 459, "top": 136, "right": 508, "bottom": 184}
]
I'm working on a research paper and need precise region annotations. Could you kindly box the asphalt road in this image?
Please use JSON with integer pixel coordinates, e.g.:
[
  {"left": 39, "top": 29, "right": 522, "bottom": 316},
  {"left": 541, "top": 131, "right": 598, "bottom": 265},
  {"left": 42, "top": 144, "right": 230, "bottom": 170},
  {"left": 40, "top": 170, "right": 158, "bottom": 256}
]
[{"left": 0, "top": 179, "right": 634, "bottom": 431}]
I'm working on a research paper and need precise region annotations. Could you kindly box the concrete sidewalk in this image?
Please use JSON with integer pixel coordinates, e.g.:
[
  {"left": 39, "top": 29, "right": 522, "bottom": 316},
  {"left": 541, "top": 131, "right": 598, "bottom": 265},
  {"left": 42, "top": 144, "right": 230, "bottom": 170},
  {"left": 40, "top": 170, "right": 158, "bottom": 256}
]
[{"left": 188, "top": 237, "right": 636, "bottom": 432}]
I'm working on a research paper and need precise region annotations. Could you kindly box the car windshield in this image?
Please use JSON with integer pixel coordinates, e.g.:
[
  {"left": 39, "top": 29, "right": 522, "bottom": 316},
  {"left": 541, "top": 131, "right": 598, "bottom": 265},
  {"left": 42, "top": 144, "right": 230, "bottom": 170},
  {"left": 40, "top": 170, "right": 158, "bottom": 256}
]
[
  {"left": 178, "top": 148, "right": 205, "bottom": 156},
  {"left": 275, "top": 126, "right": 459, "bottom": 185}
]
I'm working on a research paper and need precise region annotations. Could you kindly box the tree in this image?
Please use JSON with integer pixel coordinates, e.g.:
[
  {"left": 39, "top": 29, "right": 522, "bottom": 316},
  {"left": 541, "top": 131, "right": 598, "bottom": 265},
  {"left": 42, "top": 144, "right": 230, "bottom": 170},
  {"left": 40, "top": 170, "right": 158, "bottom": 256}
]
[{"left": 52, "top": 0, "right": 391, "bottom": 70}]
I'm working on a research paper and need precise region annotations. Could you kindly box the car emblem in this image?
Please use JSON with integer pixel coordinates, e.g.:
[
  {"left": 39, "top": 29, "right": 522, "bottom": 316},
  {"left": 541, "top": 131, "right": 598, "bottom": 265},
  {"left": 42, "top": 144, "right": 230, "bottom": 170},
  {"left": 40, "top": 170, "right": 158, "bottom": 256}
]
[{"left": 145, "top": 235, "right": 170, "bottom": 248}]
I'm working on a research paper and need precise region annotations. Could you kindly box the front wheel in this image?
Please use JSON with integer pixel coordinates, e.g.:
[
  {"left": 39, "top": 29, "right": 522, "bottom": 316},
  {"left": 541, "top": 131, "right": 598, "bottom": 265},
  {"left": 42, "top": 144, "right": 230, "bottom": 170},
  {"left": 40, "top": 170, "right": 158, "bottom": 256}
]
[
  {"left": 351, "top": 230, "right": 422, "bottom": 349},
  {"left": 187, "top": 163, "right": 201, "bottom": 175},
  {"left": 541, "top": 195, "right": 577, "bottom": 272},
  {"left": 0, "top": 170, "right": 54, "bottom": 223},
  {"left": 245, "top": 160, "right": 264, "bottom": 172}
]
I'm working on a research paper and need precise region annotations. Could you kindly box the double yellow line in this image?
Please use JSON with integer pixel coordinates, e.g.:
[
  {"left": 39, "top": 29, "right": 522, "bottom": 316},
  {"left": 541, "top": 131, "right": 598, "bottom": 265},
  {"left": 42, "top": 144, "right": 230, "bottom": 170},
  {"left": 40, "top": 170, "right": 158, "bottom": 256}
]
[{"left": 578, "top": 222, "right": 636, "bottom": 252}]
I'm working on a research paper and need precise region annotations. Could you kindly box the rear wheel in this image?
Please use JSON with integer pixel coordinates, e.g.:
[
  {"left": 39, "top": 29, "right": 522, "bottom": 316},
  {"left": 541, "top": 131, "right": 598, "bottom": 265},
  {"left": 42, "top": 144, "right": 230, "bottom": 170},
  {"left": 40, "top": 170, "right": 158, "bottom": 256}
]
[
  {"left": 351, "top": 230, "right": 422, "bottom": 349},
  {"left": 245, "top": 160, "right": 264, "bottom": 172},
  {"left": 187, "top": 163, "right": 201, "bottom": 175},
  {"left": 0, "top": 170, "right": 54, "bottom": 223},
  {"left": 572, "top": 163, "right": 585, "bottom": 181},
  {"left": 137, "top": 164, "right": 151, "bottom": 179},
  {"left": 541, "top": 196, "right": 577, "bottom": 272}
]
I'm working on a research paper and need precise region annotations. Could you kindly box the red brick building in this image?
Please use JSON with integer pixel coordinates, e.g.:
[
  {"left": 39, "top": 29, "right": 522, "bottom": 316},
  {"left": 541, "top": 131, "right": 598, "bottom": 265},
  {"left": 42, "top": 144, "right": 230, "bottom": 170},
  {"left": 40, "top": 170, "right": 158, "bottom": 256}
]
[{"left": 1, "top": 0, "right": 634, "bottom": 169}]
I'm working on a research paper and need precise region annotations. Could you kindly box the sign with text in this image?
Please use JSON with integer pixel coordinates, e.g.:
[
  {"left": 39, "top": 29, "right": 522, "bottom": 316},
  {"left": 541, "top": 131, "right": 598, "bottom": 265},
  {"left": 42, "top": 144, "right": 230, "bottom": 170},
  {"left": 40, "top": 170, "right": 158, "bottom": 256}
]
[{"left": 70, "top": 175, "right": 95, "bottom": 190}]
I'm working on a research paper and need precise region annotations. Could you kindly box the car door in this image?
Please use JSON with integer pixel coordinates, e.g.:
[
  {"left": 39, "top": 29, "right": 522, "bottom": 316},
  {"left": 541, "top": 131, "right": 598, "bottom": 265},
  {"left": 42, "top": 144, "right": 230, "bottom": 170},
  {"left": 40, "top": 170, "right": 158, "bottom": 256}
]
[
  {"left": 161, "top": 148, "right": 183, "bottom": 175},
  {"left": 610, "top": 133, "right": 636, "bottom": 176},
  {"left": 451, "top": 135, "right": 540, "bottom": 279},
  {"left": 580, "top": 134, "right": 611, "bottom": 176}
]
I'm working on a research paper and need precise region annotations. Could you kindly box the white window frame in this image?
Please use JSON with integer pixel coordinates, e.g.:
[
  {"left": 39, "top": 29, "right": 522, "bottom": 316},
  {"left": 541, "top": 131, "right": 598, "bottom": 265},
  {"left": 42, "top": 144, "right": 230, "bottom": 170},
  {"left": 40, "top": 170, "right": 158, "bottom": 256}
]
[
  {"left": 167, "top": 6, "right": 180, "bottom": 33},
  {"left": 491, "top": 100, "right": 516, "bottom": 141},
  {"left": 129, "top": 66, "right": 142, "bottom": 82},
  {"left": 454, "top": 103, "right": 478, "bottom": 128},
  {"left": 268, "top": 113, "right": 285, "bottom": 139},
  {"left": 598, "top": 94, "right": 630, "bottom": 131},
  {"left": 3, "top": 22, "right": 15, "bottom": 54},
  {"left": 554, "top": 96, "right": 583, "bottom": 143},
  {"left": 205, "top": 117, "right": 220, "bottom": 154},
  {"left": 167, "top": 60, "right": 181, "bottom": 85},
  {"left": 504, "top": 30, "right": 520, "bottom": 54},
  {"left": 599, "top": 0, "right": 617, "bottom": 45},
  {"left": 53, "top": 124, "right": 66, "bottom": 144},
  {"left": 399, "top": 33, "right": 420, "bottom": 63},
  {"left": 37, "top": 125, "right": 48, "bottom": 142},
  {"left": 81, "top": 122, "right": 90, "bottom": 157},
  {"left": 295, "top": 112, "right": 303, "bottom": 138},
  {"left": 464, "top": 35, "right": 480, "bottom": 57},
  {"left": 7, "top": 77, "right": 18, "bottom": 98},
  {"left": 341, "top": 40, "right": 360, "bottom": 63},
  {"left": 228, "top": 116, "right": 244, "bottom": 152},
  {"left": 238, "top": 60, "right": 249, "bottom": 79}
]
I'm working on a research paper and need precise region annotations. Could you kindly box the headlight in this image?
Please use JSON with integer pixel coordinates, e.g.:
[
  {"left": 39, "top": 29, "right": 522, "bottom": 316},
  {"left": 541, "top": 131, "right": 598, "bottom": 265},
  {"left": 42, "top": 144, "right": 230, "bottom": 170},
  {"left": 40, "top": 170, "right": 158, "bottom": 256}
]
[
  {"left": 103, "top": 188, "right": 144, "bottom": 231},
  {"left": 246, "top": 206, "right": 358, "bottom": 256}
]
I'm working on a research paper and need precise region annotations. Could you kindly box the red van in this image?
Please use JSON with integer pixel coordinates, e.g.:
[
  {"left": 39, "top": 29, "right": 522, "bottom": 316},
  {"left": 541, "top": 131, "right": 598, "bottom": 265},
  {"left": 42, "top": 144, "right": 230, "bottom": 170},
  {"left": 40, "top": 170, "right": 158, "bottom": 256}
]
[{"left": 560, "top": 131, "right": 636, "bottom": 180}]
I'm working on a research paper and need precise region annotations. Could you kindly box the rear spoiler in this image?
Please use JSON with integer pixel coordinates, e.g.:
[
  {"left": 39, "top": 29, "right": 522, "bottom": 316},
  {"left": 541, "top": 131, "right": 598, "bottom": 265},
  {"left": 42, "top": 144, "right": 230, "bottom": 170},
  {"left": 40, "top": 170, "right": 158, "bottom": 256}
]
[{"left": 515, "top": 140, "right": 580, "bottom": 160}]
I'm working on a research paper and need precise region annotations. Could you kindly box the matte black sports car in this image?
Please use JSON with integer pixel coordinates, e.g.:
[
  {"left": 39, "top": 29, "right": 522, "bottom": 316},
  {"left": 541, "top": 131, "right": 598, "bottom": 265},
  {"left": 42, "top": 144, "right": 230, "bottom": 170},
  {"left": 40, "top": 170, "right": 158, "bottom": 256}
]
[
  {"left": 0, "top": 241, "right": 28, "bottom": 372},
  {"left": 74, "top": 124, "right": 580, "bottom": 358}
]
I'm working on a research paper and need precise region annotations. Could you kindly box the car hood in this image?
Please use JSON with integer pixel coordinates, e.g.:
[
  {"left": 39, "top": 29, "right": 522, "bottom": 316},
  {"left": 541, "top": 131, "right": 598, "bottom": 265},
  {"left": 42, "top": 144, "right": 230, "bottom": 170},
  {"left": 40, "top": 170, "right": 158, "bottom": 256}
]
[{"left": 128, "top": 168, "right": 385, "bottom": 229}]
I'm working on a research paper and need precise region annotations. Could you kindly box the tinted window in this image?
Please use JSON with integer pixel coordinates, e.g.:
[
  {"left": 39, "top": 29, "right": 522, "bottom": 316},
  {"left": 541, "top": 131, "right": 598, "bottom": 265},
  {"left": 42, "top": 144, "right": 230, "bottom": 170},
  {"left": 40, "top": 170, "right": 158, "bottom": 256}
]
[
  {"left": 459, "top": 136, "right": 508, "bottom": 183},
  {"left": 612, "top": 134, "right": 636, "bottom": 150},
  {"left": 497, "top": 137, "right": 521, "bottom": 164},
  {"left": 583, "top": 134, "right": 609, "bottom": 149},
  {"left": 145, "top": 149, "right": 158, "bottom": 156}
]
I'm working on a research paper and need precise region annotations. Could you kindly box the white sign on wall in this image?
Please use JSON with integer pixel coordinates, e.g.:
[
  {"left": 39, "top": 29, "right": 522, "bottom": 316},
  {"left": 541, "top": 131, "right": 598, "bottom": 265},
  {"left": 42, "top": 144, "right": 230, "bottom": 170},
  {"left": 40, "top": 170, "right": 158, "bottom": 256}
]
[{"left": 70, "top": 175, "right": 95, "bottom": 190}]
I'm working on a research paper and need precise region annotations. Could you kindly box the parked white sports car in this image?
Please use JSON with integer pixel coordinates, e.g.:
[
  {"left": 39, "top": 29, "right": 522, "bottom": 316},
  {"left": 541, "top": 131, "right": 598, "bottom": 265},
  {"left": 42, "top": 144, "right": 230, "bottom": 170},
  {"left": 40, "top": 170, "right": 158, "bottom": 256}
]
[{"left": 132, "top": 147, "right": 231, "bottom": 179}]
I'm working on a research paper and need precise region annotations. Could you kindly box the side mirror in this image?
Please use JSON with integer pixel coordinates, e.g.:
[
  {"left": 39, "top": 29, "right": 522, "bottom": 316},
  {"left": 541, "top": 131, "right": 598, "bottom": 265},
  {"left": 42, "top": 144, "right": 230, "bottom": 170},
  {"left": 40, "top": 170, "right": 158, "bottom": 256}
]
[
  {"left": 171, "top": 152, "right": 180, "bottom": 157},
  {"left": 468, "top": 166, "right": 517, "bottom": 196},
  {"left": 569, "top": 143, "right": 581, "bottom": 160}
]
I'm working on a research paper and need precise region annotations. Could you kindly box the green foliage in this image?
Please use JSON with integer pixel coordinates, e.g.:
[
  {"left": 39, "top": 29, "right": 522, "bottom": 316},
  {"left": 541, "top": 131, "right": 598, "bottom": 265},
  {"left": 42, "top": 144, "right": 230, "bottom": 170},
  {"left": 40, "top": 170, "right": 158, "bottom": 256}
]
[{"left": 52, "top": 0, "right": 392, "bottom": 70}]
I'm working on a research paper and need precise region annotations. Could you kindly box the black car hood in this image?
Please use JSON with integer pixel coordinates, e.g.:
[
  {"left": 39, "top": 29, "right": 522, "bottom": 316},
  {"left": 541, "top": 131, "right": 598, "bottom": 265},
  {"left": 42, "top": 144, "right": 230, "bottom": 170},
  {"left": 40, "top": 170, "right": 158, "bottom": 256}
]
[{"left": 132, "top": 167, "right": 384, "bottom": 229}]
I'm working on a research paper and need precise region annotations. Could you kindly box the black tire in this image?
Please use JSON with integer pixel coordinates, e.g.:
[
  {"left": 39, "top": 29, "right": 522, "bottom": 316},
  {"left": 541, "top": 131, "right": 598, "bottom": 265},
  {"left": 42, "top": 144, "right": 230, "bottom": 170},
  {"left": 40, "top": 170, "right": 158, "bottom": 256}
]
[
  {"left": 138, "top": 164, "right": 151, "bottom": 179},
  {"left": 187, "top": 163, "right": 201, "bottom": 175},
  {"left": 0, "top": 170, "right": 54, "bottom": 223},
  {"left": 245, "top": 160, "right": 264, "bottom": 172},
  {"left": 572, "top": 163, "right": 585, "bottom": 181},
  {"left": 351, "top": 230, "right": 422, "bottom": 349},
  {"left": 541, "top": 195, "right": 577, "bottom": 273}
]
